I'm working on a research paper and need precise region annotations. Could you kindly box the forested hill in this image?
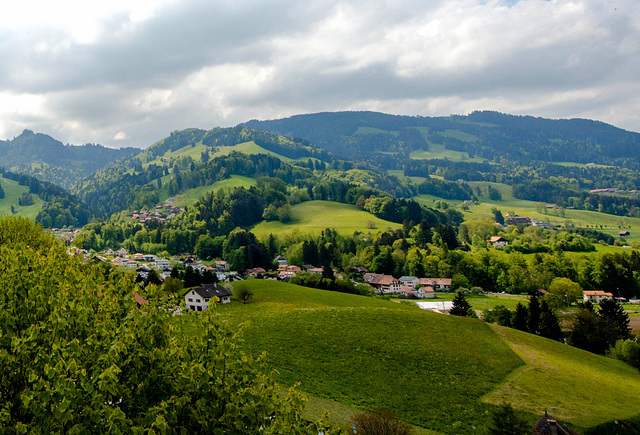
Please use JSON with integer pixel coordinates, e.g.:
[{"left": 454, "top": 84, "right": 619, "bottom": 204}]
[
  {"left": 0, "top": 130, "right": 138, "bottom": 188},
  {"left": 242, "top": 111, "right": 640, "bottom": 168}
]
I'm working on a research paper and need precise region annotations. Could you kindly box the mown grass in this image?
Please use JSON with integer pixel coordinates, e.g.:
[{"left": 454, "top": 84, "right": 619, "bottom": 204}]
[
  {"left": 486, "top": 325, "right": 640, "bottom": 431},
  {"left": 0, "top": 176, "right": 42, "bottom": 219},
  {"left": 178, "top": 280, "right": 525, "bottom": 433},
  {"left": 251, "top": 200, "right": 402, "bottom": 238},
  {"left": 409, "top": 143, "right": 485, "bottom": 163}
]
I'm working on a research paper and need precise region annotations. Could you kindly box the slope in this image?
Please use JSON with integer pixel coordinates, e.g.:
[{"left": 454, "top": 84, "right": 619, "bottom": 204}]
[{"left": 177, "top": 280, "right": 640, "bottom": 434}]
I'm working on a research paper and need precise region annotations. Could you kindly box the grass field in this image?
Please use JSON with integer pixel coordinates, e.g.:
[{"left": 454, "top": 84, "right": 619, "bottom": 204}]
[
  {"left": 251, "top": 200, "right": 402, "bottom": 238},
  {"left": 176, "top": 280, "right": 640, "bottom": 433},
  {"left": 171, "top": 175, "right": 257, "bottom": 207},
  {"left": 409, "top": 143, "right": 485, "bottom": 163},
  {"left": 0, "top": 176, "right": 43, "bottom": 219},
  {"left": 486, "top": 325, "right": 640, "bottom": 431}
]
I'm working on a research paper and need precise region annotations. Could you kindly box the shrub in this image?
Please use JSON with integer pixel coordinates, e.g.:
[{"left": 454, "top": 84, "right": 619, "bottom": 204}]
[{"left": 352, "top": 408, "right": 413, "bottom": 435}]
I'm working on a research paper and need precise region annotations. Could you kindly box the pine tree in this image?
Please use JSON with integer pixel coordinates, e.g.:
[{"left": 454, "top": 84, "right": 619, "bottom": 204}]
[
  {"left": 539, "top": 300, "right": 563, "bottom": 341},
  {"left": 450, "top": 291, "right": 473, "bottom": 317},
  {"left": 528, "top": 296, "right": 541, "bottom": 335},
  {"left": 513, "top": 302, "right": 529, "bottom": 332},
  {"left": 598, "top": 298, "right": 631, "bottom": 341}
]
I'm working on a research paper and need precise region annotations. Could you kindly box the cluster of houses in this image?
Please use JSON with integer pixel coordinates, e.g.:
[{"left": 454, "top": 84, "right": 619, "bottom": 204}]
[
  {"left": 128, "top": 199, "right": 184, "bottom": 225},
  {"left": 363, "top": 273, "right": 452, "bottom": 299}
]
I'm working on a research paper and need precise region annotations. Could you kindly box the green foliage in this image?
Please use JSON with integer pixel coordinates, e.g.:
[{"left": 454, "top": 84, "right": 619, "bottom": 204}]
[
  {"left": 351, "top": 408, "right": 413, "bottom": 435},
  {"left": 0, "top": 217, "right": 333, "bottom": 433},
  {"left": 235, "top": 284, "right": 254, "bottom": 304},
  {"left": 545, "top": 277, "right": 583, "bottom": 309},
  {"left": 450, "top": 290, "right": 475, "bottom": 317},
  {"left": 482, "top": 403, "right": 532, "bottom": 435},
  {"left": 609, "top": 339, "right": 640, "bottom": 370}
]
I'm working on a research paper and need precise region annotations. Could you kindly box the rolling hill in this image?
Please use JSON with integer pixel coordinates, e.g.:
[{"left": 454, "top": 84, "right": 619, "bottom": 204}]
[{"left": 177, "top": 280, "right": 640, "bottom": 434}]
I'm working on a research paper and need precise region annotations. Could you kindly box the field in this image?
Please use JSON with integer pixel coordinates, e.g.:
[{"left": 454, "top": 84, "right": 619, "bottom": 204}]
[
  {"left": 251, "top": 200, "right": 402, "bottom": 238},
  {"left": 0, "top": 176, "right": 43, "bottom": 219},
  {"left": 176, "top": 280, "right": 640, "bottom": 434},
  {"left": 171, "top": 175, "right": 257, "bottom": 207}
]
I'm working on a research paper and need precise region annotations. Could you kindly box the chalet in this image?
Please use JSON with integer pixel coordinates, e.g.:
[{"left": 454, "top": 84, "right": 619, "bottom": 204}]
[
  {"left": 125, "top": 261, "right": 138, "bottom": 268},
  {"left": 143, "top": 254, "right": 157, "bottom": 262},
  {"left": 116, "top": 248, "right": 129, "bottom": 258},
  {"left": 184, "top": 283, "right": 232, "bottom": 311},
  {"left": 531, "top": 219, "right": 553, "bottom": 230},
  {"left": 111, "top": 257, "right": 124, "bottom": 266},
  {"left": 619, "top": 230, "right": 630, "bottom": 237},
  {"left": 275, "top": 255, "right": 288, "bottom": 266},
  {"left": 398, "top": 286, "right": 417, "bottom": 298},
  {"left": 246, "top": 267, "right": 266, "bottom": 277},
  {"left": 487, "top": 236, "right": 509, "bottom": 248},
  {"left": 133, "top": 253, "right": 145, "bottom": 261},
  {"left": 583, "top": 290, "right": 614, "bottom": 303},
  {"left": 504, "top": 213, "right": 531, "bottom": 226},
  {"left": 419, "top": 278, "right": 452, "bottom": 291},
  {"left": 365, "top": 273, "right": 401, "bottom": 294}
]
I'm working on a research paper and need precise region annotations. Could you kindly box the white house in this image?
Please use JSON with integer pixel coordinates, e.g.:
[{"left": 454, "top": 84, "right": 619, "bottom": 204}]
[
  {"left": 583, "top": 290, "right": 614, "bottom": 304},
  {"left": 399, "top": 276, "right": 420, "bottom": 287},
  {"left": 185, "top": 284, "right": 233, "bottom": 311},
  {"left": 155, "top": 258, "right": 171, "bottom": 269}
]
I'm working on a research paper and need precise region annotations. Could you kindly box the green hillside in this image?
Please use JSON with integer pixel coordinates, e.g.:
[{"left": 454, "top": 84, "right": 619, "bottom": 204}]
[
  {"left": 171, "top": 175, "right": 257, "bottom": 207},
  {"left": 0, "top": 176, "right": 42, "bottom": 219},
  {"left": 251, "top": 200, "right": 403, "bottom": 238},
  {"left": 178, "top": 280, "right": 640, "bottom": 433}
]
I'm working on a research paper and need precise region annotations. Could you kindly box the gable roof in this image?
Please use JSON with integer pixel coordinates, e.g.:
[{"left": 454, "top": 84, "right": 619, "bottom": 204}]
[{"left": 191, "top": 283, "right": 232, "bottom": 299}]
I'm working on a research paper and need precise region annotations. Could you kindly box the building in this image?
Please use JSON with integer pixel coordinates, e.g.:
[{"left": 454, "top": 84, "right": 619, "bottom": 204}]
[
  {"left": 583, "top": 290, "right": 614, "bottom": 304},
  {"left": 505, "top": 213, "right": 531, "bottom": 226},
  {"left": 364, "top": 273, "right": 401, "bottom": 294},
  {"left": 487, "top": 236, "right": 509, "bottom": 248},
  {"left": 419, "top": 278, "right": 452, "bottom": 291},
  {"left": 184, "top": 283, "right": 232, "bottom": 311}
]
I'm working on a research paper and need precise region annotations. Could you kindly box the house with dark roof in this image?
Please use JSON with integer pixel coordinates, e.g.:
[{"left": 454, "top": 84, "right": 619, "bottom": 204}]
[
  {"left": 184, "top": 283, "right": 232, "bottom": 311},
  {"left": 533, "top": 410, "right": 578, "bottom": 434}
]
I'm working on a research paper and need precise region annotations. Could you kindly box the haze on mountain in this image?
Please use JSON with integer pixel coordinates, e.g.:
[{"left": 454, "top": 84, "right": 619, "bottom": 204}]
[{"left": 0, "top": 0, "right": 639, "bottom": 149}]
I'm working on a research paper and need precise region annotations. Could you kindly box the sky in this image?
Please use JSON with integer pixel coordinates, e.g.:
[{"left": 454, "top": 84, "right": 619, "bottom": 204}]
[{"left": 0, "top": 0, "right": 639, "bottom": 148}]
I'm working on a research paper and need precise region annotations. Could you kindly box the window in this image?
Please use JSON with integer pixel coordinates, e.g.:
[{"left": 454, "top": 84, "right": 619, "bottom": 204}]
[
  {"left": 196, "top": 299, "right": 201, "bottom": 303},
  {"left": 188, "top": 298, "right": 193, "bottom": 302}
]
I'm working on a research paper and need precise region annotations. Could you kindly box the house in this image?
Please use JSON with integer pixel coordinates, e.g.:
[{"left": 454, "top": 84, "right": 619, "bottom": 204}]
[
  {"left": 184, "top": 283, "right": 232, "bottom": 311},
  {"left": 143, "top": 254, "right": 157, "bottom": 262},
  {"left": 504, "top": 213, "right": 531, "bottom": 226},
  {"left": 214, "top": 260, "right": 229, "bottom": 271},
  {"left": 399, "top": 276, "right": 419, "bottom": 287},
  {"left": 246, "top": 267, "right": 266, "bottom": 277},
  {"left": 416, "top": 286, "right": 435, "bottom": 299},
  {"left": 487, "top": 236, "right": 509, "bottom": 248},
  {"left": 532, "top": 410, "right": 578, "bottom": 435},
  {"left": 619, "top": 230, "right": 630, "bottom": 237},
  {"left": 136, "top": 266, "right": 151, "bottom": 279},
  {"left": 155, "top": 258, "right": 171, "bottom": 269},
  {"left": 125, "top": 261, "right": 138, "bottom": 268},
  {"left": 275, "top": 255, "right": 288, "bottom": 266},
  {"left": 365, "top": 273, "right": 401, "bottom": 294},
  {"left": 133, "top": 253, "right": 145, "bottom": 261},
  {"left": 132, "top": 290, "right": 149, "bottom": 308},
  {"left": 419, "top": 278, "right": 452, "bottom": 291},
  {"left": 531, "top": 219, "right": 553, "bottom": 230},
  {"left": 116, "top": 248, "right": 129, "bottom": 258},
  {"left": 398, "top": 286, "right": 417, "bottom": 298},
  {"left": 583, "top": 290, "right": 614, "bottom": 303}
]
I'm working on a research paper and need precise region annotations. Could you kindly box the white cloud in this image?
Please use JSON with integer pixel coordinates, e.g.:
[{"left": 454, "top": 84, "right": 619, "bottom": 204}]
[{"left": 0, "top": 0, "right": 639, "bottom": 148}]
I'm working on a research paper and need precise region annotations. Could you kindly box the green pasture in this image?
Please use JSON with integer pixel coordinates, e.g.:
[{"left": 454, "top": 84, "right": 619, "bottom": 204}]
[
  {"left": 409, "top": 143, "right": 485, "bottom": 163},
  {"left": 171, "top": 175, "right": 257, "bottom": 207},
  {"left": 459, "top": 181, "right": 640, "bottom": 243},
  {"left": 0, "top": 177, "right": 42, "bottom": 219},
  {"left": 142, "top": 141, "right": 208, "bottom": 167},
  {"left": 486, "top": 325, "right": 640, "bottom": 431},
  {"left": 434, "top": 293, "right": 531, "bottom": 310},
  {"left": 250, "top": 200, "right": 402, "bottom": 238},
  {"left": 176, "top": 280, "right": 640, "bottom": 433},
  {"left": 355, "top": 126, "right": 399, "bottom": 136}
]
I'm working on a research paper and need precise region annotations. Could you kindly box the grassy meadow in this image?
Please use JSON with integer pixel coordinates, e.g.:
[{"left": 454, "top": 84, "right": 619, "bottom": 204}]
[
  {"left": 251, "top": 200, "right": 402, "bottom": 238},
  {"left": 175, "top": 280, "right": 640, "bottom": 433},
  {"left": 0, "top": 176, "right": 43, "bottom": 219}
]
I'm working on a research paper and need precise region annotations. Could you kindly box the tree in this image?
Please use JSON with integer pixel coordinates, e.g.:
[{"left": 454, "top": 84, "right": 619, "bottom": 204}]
[
  {"left": 0, "top": 216, "right": 334, "bottom": 433},
  {"left": 513, "top": 302, "right": 529, "bottom": 332},
  {"left": 545, "top": 277, "right": 583, "bottom": 309},
  {"left": 483, "top": 403, "right": 532, "bottom": 435},
  {"left": 235, "top": 284, "right": 254, "bottom": 304},
  {"left": 351, "top": 408, "right": 413, "bottom": 435},
  {"left": 538, "top": 300, "right": 563, "bottom": 341},
  {"left": 450, "top": 291, "right": 474, "bottom": 317},
  {"left": 163, "top": 276, "right": 184, "bottom": 294},
  {"left": 598, "top": 298, "right": 631, "bottom": 341},
  {"left": 528, "top": 296, "right": 541, "bottom": 335}
]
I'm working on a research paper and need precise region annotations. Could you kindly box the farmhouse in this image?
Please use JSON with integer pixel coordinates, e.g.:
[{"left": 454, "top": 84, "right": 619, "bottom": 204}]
[
  {"left": 419, "top": 278, "right": 452, "bottom": 291},
  {"left": 399, "top": 276, "right": 420, "bottom": 287},
  {"left": 487, "top": 236, "right": 509, "bottom": 248},
  {"left": 184, "top": 283, "right": 232, "bottom": 311},
  {"left": 583, "top": 290, "right": 614, "bottom": 303},
  {"left": 364, "top": 273, "right": 401, "bottom": 294},
  {"left": 619, "top": 230, "right": 630, "bottom": 237},
  {"left": 504, "top": 213, "right": 531, "bottom": 226},
  {"left": 155, "top": 258, "right": 171, "bottom": 269}
]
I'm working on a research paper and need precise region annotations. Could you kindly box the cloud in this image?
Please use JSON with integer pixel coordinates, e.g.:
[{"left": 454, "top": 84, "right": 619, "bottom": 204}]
[{"left": 0, "top": 0, "right": 639, "bottom": 147}]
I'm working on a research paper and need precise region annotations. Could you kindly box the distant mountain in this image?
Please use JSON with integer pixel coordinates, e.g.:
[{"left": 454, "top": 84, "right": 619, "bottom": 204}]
[
  {"left": 0, "top": 130, "right": 138, "bottom": 188},
  {"left": 242, "top": 111, "right": 640, "bottom": 168}
]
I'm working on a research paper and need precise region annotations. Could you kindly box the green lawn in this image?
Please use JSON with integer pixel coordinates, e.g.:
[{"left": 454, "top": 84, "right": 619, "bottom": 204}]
[
  {"left": 251, "top": 200, "right": 402, "bottom": 238},
  {"left": 486, "top": 325, "right": 640, "bottom": 431},
  {"left": 409, "top": 143, "right": 485, "bottom": 163},
  {"left": 175, "top": 280, "right": 640, "bottom": 433},
  {"left": 0, "top": 176, "right": 43, "bottom": 219}
]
